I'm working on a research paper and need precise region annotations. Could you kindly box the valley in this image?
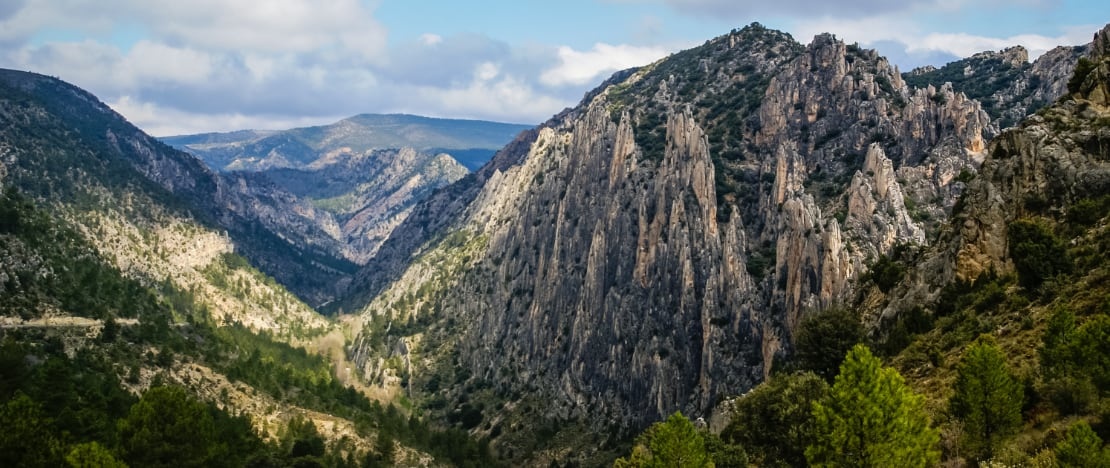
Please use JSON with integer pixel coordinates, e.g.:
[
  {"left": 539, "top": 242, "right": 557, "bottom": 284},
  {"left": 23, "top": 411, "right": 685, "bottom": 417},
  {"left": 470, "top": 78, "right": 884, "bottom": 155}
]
[{"left": 1, "top": 12, "right": 1109, "bottom": 468}]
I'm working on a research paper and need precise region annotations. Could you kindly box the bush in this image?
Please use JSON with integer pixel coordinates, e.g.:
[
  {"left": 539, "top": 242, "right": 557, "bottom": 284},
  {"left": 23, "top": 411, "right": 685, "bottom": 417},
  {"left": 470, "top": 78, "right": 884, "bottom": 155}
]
[
  {"left": 1007, "top": 219, "right": 1070, "bottom": 290},
  {"left": 794, "top": 307, "right": 865, "bottom": 382}
]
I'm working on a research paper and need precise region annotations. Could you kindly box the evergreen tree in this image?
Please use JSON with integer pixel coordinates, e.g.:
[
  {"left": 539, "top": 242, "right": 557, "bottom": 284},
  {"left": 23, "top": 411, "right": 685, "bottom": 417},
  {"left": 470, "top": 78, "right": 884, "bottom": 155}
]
[
  {"left": 794, "top": 307, "right": 865, "bottom": 382},
  {"left": 950, "top": 339, "right": 1023, "bottom": 462},
  {"left": 117, "top": 386, "right": 221, "bottom": 468},
  {"left": 0, "top": 393, "right": 62, "bottom": 467},
  {"left": 806, "top": 344, "right": 939, "bottom": 468},
  {"left": 65, "top": 442, "right": 127, "bottom": 468},
  {"left": 614, "top": 412, "right": 711, "bottom": 468},
  {"left": 723, "top": 371, "right": 828, "bottom": 466},
  {"left": 1055, "top": 421, "right": 1109, "bottom": 467}
]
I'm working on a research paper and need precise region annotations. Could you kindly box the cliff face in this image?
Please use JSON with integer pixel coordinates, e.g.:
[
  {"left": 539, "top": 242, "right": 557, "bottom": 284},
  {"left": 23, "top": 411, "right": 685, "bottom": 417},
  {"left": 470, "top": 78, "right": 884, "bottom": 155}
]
[
  {"left": 250, "top": 147, "right": 469, "bottom": 263},
  {"left": 905, "top": 44, "right": 1088, "bottom": 131},
  {"left": 344, "top": 24, "right": 1026, "bottom": 458},
  {"left": 886, "top": 25, "right": 1110, "bottom": 321}
]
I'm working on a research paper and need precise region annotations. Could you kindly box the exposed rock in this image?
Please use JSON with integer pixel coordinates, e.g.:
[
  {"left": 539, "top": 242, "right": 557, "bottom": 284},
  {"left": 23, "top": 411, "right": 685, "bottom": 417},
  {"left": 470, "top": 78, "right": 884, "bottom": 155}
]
[
  {"left": 904, "top": 44, "right": 1088, "bottom": 131},
  {"left": 344, "top": 24, "right": 1001, "bottom": 461},
  {"left": 885, "top": 23, "right": 1110, "bottom": 323}
]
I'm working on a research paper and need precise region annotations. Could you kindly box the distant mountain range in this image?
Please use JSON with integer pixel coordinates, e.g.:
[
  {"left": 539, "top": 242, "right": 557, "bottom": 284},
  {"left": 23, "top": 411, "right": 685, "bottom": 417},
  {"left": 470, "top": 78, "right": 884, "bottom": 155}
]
[{"left": 161, "top": 114, "right": 533, "bottom": 172}]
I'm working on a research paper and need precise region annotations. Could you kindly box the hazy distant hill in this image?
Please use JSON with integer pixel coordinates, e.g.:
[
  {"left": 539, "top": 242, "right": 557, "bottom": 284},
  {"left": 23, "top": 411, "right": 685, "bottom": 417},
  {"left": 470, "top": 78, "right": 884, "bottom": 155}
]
[{"left": 162, "top": 114, "right": 532, "bottom": 171}]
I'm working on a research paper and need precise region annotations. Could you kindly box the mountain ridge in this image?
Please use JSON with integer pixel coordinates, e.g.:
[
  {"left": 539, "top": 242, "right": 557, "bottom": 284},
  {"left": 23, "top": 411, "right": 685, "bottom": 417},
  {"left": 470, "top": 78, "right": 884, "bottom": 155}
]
[{"left": 162, "top": 113, "right": 533, "bottom": 172}]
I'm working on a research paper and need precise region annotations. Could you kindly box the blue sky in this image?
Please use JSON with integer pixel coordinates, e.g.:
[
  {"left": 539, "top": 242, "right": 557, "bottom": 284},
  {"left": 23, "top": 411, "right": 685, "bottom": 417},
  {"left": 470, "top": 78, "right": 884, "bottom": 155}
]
[{"left": 0, "top": 1, "right": 1103, "bottom": 136}]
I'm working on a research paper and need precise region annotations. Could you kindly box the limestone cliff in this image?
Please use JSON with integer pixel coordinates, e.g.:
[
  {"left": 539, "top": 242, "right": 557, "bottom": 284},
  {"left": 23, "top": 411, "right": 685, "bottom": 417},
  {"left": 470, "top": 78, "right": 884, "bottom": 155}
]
[
  {"left": 905, "top": 44, "right": 1088, "bottom": 131},
  {"left": 343, "top": 24, "right": 1007, "bottom": 462},
  {"left": 886, "top": 24, "right": 1110, "bottom": 322},
  {"left": 251, "top": 147, "right": 469, "bottom": 263}
]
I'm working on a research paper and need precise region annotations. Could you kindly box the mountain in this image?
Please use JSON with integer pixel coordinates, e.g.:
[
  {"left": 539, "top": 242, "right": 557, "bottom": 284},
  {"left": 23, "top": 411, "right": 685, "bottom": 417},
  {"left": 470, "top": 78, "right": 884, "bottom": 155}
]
[
  {"left": 249, "top": 147, "right": 470, "bottom": 263},
  {"left": 904, "top": 44, "right": 1088, "bottom": 130},
  {"left": 3, "top": 18, "right": 1106, "bottom": 467},
  {"left": 0, "top": 69, "right": 496, "bottom": 466},
  {"left": 162, "top": 114, "right": 533, "bottom": 172},
  {"left": 337, "top": 23, "right": 1021, "bottom": 463}
]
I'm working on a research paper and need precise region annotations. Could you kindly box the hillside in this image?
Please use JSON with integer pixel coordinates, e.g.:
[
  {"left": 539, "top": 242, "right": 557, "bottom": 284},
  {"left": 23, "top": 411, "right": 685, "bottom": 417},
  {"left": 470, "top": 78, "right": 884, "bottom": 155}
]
[
  {"left": 0, "top": 69, "right": 499, "bottom": 466},
  {"left": 162, "top": 114, "right": 532, "bottom": 172},
  {"left": 695, "top": 23, "right": 1110, "bottom": 467}
]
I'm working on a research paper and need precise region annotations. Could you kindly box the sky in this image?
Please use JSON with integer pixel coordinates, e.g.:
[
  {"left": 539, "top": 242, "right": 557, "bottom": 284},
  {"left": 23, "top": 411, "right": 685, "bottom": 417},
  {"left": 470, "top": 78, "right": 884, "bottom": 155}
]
[{"left": 0, "top": 1, "right": 1104, "bottom": 136}]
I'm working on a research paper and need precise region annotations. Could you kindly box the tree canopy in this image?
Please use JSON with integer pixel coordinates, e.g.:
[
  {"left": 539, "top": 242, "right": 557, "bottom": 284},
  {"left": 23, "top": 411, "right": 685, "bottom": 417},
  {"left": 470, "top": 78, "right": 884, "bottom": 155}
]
[
  {"left": 950, "top": 339, "right": 1023, "bottom": 462},
  {"left": 807, "top": 344, "right": 939, "bottom": 467}
]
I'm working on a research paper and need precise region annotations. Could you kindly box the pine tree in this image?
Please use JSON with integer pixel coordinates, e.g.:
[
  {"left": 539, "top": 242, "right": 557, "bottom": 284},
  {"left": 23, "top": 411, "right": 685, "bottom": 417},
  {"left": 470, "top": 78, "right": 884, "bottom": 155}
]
[
  {"left": 950, "top": 339, "right": 1023, "bottom": 462},
  {"left": 1055, "top": 421, "right": 1109, "bottom": 467},
  {"left": 806, "top": 344, "right": 939, "bottom": 468},
  {"left": 613, "top": 412, "right": 711, "bottom": 468}
]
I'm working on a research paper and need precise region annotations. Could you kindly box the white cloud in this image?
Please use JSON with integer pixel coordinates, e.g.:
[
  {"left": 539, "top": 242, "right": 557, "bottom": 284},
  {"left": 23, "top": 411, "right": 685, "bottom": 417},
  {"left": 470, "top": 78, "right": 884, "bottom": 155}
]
[
  {"left": 541, "top": 43, "right": 668, "bottom": 87},
  {"left": 420, "top": 33, "right": 443, "bottom": 46},
  {"left": 108, "top": 95, "right": 343, "bottom": 136},
  {"left": 124, "top": 41, "right": 215, "bottom": 85},
  {"left": 792, "top": 15, "right": 1097, "bottom": 69},
  {"left": 909, "top": 28, "right": 1096, "bottom": 59}
]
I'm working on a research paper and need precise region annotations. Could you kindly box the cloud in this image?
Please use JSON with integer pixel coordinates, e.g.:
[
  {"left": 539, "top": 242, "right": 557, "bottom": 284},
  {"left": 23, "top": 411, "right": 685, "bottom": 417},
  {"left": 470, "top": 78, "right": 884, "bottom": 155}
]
[
  {"left": 108, "top": 95, "right": 343, "bottom": 136},
  {"left": 540, "top": 43, "right": 669, "bottom": 87},
  {"left": 660, "top": 0, "right": 944, "bottom": 20},
  {"left": 791, "top": 15, "right": 1097, "bottom": 70}
]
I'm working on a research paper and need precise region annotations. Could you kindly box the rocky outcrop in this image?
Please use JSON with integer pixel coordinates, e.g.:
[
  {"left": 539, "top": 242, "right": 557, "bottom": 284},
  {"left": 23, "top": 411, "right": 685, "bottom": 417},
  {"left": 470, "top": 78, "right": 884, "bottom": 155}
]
[
  {"left": 344, "top": 24, "right": 998, "bottom": 461},
  {"left": 886, "top": 23, "right": 1110, "bottom": 322},
  {"left": 905, "top": 44, "right": 1088, "bottom": 132}
]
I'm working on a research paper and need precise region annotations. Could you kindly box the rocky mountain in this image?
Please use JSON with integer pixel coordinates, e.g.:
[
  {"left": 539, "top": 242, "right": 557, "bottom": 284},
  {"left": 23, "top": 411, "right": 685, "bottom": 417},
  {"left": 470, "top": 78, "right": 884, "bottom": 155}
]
[
  {"left": 250, "top": 147, "right": 469, "bottom": 263},
  {"left": 162, "top": 113, "right": 532, "bottom": 172},
  {"left": 904, "top": 44, "right": 1088, "bottom": 131},
  {"left": 886, "top": 25, "right": 1110, "bottom": 324},
  {"left": 340, "top": 23, "right": 1073, "bottom": 463}
]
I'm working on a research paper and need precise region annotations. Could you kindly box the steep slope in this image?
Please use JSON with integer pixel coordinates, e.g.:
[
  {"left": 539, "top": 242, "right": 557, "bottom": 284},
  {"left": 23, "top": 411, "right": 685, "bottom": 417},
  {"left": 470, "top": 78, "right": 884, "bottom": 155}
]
[
  {"left": 886, "top": 25, "right": 1110, "bottom": 324},
  {"left": 0, "top": 68, "right": 356, "bottom": 306},
  {"left": 163, "top": 113, "right": 532, "bottom": 172},
  {"left": 343, "top": 24, "right": 1016, "bottom": 462},
  {"left": 904, "top": 44, "right": 1087, "bottom": 130},
  {"left": 0, "top": 70, "right": 498, "bottom": 466},
  {"left": 252, "top": 147, "right": 469, "bottom": 263}
]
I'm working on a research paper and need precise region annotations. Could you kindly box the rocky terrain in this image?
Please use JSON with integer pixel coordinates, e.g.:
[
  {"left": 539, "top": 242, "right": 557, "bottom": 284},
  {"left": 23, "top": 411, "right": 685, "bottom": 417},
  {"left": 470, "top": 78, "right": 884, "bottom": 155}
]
[
  {"left": 905, "top": 43, "right": 1088, "bottom": 131},
  {"left": 340, "top": 23, "right": 1057, "bottom": 462},
  {"left": 249, "top": 147, "right": 469, "bottom": 263}
]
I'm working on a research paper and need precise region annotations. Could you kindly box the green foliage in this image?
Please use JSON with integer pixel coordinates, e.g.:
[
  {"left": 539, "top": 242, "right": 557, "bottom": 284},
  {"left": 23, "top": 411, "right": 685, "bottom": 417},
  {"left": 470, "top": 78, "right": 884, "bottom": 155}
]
[
  {"left": 794, "top": 307, "right": 865, "bottom": 382},
  {"left": 613, "top": 412, "right": 712, "bottom": 468},
  {"left": 116, "top": 386, "right": 224, "bottom": 468},
  {"left": 807, "top": 344, "right": 939, "bottom": 467},
  {"left": 0, "top": 393, "right": 63, "bottom": 467},
  {"left": 950, "top": 339, "right": 1024, "bottom": 461},
  {"left": 0, "top": 188, "right": 165, "bottom": 321},
  {"left": 65, "top": 442, "right": 127, "bottom": 468},
  {"left": 1040, "top": 311, "right": 1110, "bottom": 416},
  {"left": 1068, "top": 58, "right": 1096, "bottom": 95},
  {"left": 868, "top": 253, "right": 907, "bottom": 293},
  {"left": 1008, "top": 218, "right": 1071, "bottom": 291},
  {"left": 723, "top": 372, "right": 828, "bottom": 466},
  {"left": 1055, "top": 421, "right": 1109, "bottom": 467}
]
